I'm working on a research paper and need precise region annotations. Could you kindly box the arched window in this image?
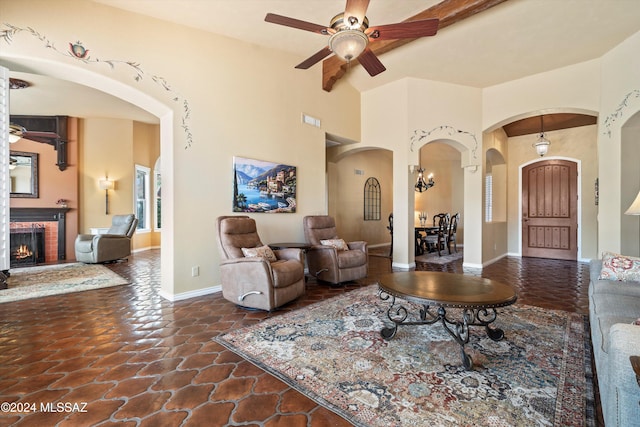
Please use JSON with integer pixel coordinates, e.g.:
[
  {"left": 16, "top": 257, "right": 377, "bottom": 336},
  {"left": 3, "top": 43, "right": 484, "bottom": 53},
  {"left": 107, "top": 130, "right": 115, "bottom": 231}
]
[{"left": 364, "top": 177, "right": 381, "bottom": 221}]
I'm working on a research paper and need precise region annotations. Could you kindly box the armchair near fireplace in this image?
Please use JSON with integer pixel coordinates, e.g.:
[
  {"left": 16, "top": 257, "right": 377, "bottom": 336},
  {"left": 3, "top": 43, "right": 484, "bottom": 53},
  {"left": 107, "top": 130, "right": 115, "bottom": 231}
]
[{"left": 74, "top": 214, "right": 138, "bottom": 263}]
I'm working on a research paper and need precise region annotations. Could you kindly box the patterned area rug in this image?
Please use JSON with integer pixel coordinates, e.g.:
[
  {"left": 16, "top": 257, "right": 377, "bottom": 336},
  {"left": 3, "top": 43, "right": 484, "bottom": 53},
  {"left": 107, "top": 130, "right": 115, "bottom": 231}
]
[
  {"left": 0, "top": 263, "right": 129, "bottom": 304},
  {"left": 415, "top": 249, "right": 463, "bottom": 265},
  {"left": 216, "top": 285, "right": 594, "bottom": 427}
]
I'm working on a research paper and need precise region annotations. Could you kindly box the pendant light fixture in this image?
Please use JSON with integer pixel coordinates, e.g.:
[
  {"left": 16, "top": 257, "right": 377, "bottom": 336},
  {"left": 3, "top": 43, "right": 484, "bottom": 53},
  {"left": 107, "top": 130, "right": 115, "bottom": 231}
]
[{"left": 533, "top": 115, "right": 551, "bottom": 157}]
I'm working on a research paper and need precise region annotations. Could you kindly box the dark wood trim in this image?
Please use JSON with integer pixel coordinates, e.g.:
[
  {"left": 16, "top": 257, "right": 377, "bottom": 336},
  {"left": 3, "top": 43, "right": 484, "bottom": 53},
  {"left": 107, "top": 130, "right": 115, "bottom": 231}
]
[
  {"left": 10, "top": 115, "right": 68, "bottom": 171},
  {"left": 322, "top": 0, "right": 510, "bottom": 91},
  {"left": 10, "top": 208, "right": 70, "bottom": 261}
]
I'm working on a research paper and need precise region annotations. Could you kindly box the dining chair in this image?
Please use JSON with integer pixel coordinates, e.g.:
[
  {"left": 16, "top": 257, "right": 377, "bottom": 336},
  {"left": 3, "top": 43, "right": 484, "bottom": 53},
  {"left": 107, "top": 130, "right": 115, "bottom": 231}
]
[{"left": 447, "top": 213, "right": 460, "bottom": 254}]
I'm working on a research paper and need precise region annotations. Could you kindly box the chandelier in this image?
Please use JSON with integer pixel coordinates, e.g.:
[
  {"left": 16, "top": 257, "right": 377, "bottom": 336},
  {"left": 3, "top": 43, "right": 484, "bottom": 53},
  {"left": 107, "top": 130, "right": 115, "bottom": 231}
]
[{"left": 415, "top": 168, "right": 435, "bottom": 193}]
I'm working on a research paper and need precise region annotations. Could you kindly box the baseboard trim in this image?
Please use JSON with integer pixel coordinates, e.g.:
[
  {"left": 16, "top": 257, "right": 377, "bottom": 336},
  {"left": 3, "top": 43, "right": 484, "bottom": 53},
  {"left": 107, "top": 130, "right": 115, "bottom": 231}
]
[
  {"left": 159, "top": 285, "right": 221, "bottom": 302},
  {"left": 392, "top": 262, "right": 415, "bottom": 271},
  {"left": 132, "top": 246, "right": 160, "bottom": 254}
]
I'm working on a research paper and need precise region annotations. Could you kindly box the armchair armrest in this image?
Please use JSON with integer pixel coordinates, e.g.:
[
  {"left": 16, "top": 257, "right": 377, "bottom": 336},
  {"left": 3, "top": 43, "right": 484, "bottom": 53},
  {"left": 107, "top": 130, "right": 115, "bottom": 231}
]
[
  {"left": 273, "top": 248, "right": 303, "bottom": 263},
  {"left": 347, "top": 241, "right": 367, "bottom": 252}
]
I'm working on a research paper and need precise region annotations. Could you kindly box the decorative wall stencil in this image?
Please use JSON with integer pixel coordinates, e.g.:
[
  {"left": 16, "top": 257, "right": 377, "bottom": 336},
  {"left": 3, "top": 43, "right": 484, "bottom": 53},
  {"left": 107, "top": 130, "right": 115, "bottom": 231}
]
[
  {"left": 410, "top": 125, "right": 479, "bottom": 162},
  {"left": 1, "top": 24, "right": 193, "bottom": 148},
  {"left": 602, "top": 89, "right": 640, "bottom": 137},
  {"left": 233, "top": 156, "right": 297, "bottom": 213}
]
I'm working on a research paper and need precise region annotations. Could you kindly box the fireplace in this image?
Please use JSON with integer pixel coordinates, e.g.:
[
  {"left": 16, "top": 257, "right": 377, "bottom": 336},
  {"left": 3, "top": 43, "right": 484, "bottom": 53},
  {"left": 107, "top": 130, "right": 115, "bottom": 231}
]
[
  {"left": 10, "top": 224, "right": 45, "bottom": 267},
  {"left": 9, "top": 207, "right": 70, "bottom": 265}
]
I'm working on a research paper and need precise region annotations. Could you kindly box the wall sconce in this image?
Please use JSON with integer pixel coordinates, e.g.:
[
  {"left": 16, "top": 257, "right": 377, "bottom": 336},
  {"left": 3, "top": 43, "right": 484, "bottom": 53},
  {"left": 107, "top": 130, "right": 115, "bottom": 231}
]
[
  {"left": 99, "top": 178, "right": 115, "bottom": 215},
  {"left": 415, "top": 168, "right": 435, "bottom": 193}
]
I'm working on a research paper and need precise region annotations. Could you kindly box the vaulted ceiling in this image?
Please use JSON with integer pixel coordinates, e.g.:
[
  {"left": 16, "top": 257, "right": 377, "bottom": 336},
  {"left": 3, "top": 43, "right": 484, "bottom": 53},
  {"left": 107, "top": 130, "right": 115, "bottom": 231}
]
[{"left": 5, "top": 0, "right": 640, "bottom": 134}]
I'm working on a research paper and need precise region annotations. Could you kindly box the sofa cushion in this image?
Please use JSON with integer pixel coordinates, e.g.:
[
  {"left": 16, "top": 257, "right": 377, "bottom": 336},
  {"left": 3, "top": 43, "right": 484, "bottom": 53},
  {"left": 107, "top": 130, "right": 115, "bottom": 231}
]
[
  {"left": 599, "top": 251, "right": 640, "bottom": 281},
  {"left": 597, "top": 314, "right": 639, "bottom": 353},
  {"left": 242, "top": 245, "right": 277, "bottom": 262},
  {"left": 320, "top": 238, "right": 349, "bottom": 251},
  {"left": 591, "top": 291, "right": 640, "bottom": 318},
  {"left": 590, "top": 277, "right": 640, "bottom": 297}
]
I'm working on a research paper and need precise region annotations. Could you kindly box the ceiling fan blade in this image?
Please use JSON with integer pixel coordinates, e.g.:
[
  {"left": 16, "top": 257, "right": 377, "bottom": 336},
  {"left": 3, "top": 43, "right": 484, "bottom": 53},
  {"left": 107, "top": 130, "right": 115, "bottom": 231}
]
[
  {"left": 295, "top": 46, "right": 333, "bottom": 69},
  {"left": 367, "top": 19, "right": 439, "bottom": 40},
  {"left": 265, "top": 13, "right": 329, "bottom": 34},
  {"left": 23, "top": 131, "right": 60, "bottom": 139},
  {"left": 357, "top": 48, "right": 386, "bottom": 77},
  {"left": 344, "top": 0, "right": 370, "bottom": 27}
]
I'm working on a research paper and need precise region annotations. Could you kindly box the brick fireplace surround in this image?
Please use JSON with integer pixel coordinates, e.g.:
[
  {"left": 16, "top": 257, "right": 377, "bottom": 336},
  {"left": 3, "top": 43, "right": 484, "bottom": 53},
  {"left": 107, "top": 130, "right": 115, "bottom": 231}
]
[{"left": 9, "top": 207, "right": 70, "bottom": 264}]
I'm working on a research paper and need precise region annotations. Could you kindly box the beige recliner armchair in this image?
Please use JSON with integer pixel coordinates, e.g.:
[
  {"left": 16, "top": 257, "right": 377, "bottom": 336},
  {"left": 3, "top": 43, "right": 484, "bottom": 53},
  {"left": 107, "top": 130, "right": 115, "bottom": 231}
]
[
  {"left": 303, "top": 215, "right": 368, "bottom": 285},
  {"left": 75, "top": 214, "right": 138, "bottom": 263},
  {"left": 216, "top": 216, "right": 305, "bottom": 311}
]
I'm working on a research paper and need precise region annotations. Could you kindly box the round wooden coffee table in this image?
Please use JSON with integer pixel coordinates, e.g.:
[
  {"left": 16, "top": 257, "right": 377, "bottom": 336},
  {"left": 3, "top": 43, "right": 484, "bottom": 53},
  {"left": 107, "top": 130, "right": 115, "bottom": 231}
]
[{"left": 377, "top": 271, "right": 517, "bottom": 370}]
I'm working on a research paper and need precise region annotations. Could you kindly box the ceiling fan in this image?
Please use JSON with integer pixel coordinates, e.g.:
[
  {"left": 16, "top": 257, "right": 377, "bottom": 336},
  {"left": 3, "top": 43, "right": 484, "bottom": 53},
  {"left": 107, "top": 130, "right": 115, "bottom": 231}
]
[
  {"left": 9, "top": 123, "right": 61, "bottom": 144},
  {"left": 265, "top": 0, "right": 439, "bottom": 77}
]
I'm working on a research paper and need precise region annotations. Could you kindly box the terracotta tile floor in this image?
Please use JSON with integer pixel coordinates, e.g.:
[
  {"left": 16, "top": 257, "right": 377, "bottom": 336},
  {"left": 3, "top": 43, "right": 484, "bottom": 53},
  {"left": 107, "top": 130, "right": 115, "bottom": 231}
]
[{"left": 0, "top": 248, "right": 600, "bottom": 426}]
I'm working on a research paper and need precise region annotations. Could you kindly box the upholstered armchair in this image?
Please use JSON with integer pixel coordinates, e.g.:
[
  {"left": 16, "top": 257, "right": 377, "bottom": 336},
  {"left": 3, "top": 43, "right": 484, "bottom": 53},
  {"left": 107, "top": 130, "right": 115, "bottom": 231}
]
[
  {"left": 216, "top": 216, "right": 305, "bottom": 311},
  {"left": 303, "top": 215, "right": 368, "bottom": 285},
  {"left": 75, "top": 214, "right": 138, "bottom": 263}
]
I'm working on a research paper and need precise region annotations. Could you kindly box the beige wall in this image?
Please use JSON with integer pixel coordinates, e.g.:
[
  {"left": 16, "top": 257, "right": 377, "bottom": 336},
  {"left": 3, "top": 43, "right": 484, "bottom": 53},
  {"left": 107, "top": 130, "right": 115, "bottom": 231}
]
[
  {"left": 327, "top": 148, "right": 393, "bottom": 246},
  {"left": 1, "top": 0, "right": 361, "bottom": 297},
  {"left": 79, "top": 118, "right": 134, "bottom": 231}
]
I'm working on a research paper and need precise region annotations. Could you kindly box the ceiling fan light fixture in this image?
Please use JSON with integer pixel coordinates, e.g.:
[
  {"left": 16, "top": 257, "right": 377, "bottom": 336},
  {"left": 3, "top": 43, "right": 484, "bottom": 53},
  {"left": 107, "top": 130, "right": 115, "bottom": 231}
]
[
  {"left": 8, "top": 124, "right": 25, "bottom": 143},
  {"left": 329, "top": 29, "right": 368, "bottom": 62}
]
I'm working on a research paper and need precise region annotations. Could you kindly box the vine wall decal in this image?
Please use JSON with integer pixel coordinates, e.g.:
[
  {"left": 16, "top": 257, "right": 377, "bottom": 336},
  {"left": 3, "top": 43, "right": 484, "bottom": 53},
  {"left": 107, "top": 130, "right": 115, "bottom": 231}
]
[
  {"left": 1, "top": 23, "right": 193, "bottom": 148},
  {"left": 602, "top": 89, "right": 640, "bottom": 138},
  {"left": 410, "top": 125, "right": 479, "bottom": 162}
]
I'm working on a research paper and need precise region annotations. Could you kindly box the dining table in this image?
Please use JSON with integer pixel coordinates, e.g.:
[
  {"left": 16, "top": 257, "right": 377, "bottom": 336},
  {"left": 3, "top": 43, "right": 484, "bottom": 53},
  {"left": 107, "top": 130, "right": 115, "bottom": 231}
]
[{"left": 415, "top": 226, "right": 440, "bottom": 255}]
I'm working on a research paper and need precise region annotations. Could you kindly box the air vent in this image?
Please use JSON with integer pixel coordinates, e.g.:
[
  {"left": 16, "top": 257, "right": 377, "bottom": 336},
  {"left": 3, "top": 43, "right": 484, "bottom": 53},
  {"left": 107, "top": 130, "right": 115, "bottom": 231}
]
[{"left": 302, "top": 113, "right": 321, "bottom": 128}]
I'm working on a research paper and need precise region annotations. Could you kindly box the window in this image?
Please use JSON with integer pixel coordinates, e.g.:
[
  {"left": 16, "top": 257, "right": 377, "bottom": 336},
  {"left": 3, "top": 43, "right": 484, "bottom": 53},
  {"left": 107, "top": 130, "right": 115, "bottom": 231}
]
[
  {"left": 485, "top": 173, "right": 493, "bottom": 223},
  {"left": 153, "top": 157, "right": 161, "bottom": 230},
  {"left": 364, "top": 177, "right": 381, "bottom": 221},
  {"left": 135, "top": 164, "right": 151, "bottom": 231}
]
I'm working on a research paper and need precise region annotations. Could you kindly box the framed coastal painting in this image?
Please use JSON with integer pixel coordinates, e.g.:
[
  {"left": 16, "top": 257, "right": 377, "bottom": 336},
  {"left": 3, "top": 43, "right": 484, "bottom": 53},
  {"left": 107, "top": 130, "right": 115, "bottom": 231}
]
[{"left": 232, "top": 156, "right": 297, "bottom": 213}]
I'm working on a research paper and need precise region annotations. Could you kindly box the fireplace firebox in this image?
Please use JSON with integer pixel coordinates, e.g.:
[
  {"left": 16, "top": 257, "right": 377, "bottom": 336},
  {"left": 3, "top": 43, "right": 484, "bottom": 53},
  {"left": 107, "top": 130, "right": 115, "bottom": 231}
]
[{"left": 10, "top": 224, "right": 45, "bottom": 267}]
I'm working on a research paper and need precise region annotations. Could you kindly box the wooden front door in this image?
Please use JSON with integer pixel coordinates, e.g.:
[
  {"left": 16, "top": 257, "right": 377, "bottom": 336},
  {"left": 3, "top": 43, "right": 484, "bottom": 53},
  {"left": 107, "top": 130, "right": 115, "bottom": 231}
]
[{"left": 522, "top": 160, "right": 578, "bottom": 260}]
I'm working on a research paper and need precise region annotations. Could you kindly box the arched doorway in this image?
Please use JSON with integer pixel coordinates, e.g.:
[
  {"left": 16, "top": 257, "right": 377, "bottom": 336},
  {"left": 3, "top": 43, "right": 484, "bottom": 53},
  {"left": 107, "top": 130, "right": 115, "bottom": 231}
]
[{"left": 0, "top": 59, "right": 175, "bottom": 294}]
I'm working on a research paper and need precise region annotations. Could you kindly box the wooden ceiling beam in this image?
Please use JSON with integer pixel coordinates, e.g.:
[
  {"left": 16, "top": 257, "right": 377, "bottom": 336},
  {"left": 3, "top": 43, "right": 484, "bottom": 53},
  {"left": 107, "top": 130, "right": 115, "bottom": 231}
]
[{"left": 322, "top": 0, "right": 510, "bottom": 92}]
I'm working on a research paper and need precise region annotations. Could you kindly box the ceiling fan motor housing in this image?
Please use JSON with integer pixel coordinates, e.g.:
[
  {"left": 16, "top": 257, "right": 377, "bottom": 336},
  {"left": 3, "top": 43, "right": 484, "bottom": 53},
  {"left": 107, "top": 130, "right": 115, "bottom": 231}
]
[{"left": 329, "top": 13, "right": 370, "bottom": 61}]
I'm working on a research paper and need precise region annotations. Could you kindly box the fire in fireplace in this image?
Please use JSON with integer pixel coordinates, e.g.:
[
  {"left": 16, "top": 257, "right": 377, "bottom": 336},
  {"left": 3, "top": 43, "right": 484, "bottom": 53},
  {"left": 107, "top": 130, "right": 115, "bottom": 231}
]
[{"left": 10, "top": 224, "right": 45, "bottom": 267}]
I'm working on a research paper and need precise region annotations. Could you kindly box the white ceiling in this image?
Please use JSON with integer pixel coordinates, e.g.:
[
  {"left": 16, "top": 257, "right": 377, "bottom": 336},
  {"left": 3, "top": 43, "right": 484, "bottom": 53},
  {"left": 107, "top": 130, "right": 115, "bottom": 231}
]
[{"left": 5, "top": 0, "right": 640, "bottom": 123}]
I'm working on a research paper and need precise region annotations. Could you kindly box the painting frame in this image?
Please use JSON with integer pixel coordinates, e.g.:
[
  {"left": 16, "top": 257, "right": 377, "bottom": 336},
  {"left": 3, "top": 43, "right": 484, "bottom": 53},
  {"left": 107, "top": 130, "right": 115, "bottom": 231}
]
[{"left": 233, "top": 156, "right": 297, "bottom": 213}]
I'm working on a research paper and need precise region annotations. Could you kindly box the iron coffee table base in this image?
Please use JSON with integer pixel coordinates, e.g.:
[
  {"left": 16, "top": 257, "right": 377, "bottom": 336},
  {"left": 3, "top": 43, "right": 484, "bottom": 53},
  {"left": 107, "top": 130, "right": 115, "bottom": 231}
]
[{"left": 379, "top": 289, "right": 505, "bottom": 370}]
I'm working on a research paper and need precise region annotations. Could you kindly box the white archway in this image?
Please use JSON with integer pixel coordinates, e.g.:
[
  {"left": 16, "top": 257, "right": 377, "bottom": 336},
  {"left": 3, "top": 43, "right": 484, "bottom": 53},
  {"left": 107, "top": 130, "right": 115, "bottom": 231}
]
[{"left": 0, "top": 54, "right": 177, "bottom": 295}]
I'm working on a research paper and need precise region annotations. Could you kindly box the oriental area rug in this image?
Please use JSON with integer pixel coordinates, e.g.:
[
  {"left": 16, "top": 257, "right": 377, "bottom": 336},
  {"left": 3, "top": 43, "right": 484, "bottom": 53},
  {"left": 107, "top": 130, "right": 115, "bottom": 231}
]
[
  {"left": 216, "top": 285, "right": 595, "bottom": 427},
  {"left": 0, "top": 263, "right": 129, "bottom": 304}
]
